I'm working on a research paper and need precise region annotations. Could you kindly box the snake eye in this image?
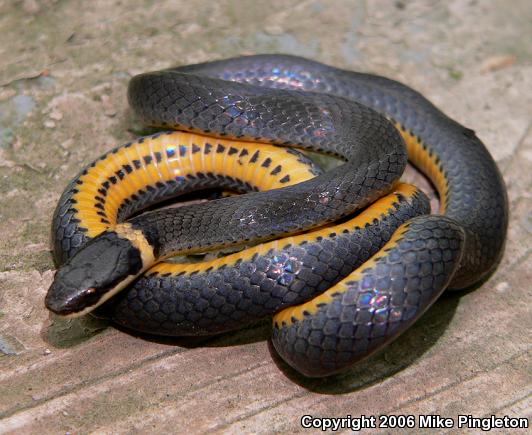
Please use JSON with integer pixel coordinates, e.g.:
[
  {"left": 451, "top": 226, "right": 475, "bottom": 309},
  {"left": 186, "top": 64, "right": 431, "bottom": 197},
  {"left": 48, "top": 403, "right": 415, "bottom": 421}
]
[{"left": 45, "top": 231, "right": 144, "bottom": 316}]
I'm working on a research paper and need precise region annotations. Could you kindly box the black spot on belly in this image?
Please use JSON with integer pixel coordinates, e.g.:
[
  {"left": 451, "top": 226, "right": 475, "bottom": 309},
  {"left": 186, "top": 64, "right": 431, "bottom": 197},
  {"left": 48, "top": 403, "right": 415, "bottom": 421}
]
[
  {"left": 250, "top": 151, "right": 260, "bottom": 163},
  {"left": 270, "top": 165, "right": 282, "bottom": 175},
  {"left": 261, "top": 158, "right": 272, "bottom": 168}
]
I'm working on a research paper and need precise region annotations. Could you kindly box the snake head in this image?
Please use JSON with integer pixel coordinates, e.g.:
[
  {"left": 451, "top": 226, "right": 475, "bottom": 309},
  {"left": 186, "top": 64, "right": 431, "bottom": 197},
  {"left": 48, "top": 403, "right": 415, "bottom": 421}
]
[{"left": 45, "top": 229, "right": 152, "bottom": 317}]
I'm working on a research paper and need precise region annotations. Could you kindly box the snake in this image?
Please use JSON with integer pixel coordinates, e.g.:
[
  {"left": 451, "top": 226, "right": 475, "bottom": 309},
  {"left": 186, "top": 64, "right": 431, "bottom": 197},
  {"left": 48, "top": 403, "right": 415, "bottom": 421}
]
[{"left": 45, "top": 55, "right": 508, "bottom": 377}]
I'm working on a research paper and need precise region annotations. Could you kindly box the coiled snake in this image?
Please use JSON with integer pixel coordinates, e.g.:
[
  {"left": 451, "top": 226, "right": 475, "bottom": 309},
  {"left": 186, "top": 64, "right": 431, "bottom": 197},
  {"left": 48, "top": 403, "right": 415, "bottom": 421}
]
[{"left": 45, "top": 55, "right": 508, "bottom": 377}]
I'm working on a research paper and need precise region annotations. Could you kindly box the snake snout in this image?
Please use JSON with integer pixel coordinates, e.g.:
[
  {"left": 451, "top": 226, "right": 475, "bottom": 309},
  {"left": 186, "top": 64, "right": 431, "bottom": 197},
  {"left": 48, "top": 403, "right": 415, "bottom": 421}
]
[{"left": 45, "top": 275, "right": 98, "bottom": 317}]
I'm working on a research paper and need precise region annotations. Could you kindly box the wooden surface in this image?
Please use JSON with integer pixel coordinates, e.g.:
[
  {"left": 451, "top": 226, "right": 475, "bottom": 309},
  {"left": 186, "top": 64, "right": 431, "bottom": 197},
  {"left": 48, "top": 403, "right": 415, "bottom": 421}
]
[{"left": 0, "top": 0, "right": 530, "bottom": 433}]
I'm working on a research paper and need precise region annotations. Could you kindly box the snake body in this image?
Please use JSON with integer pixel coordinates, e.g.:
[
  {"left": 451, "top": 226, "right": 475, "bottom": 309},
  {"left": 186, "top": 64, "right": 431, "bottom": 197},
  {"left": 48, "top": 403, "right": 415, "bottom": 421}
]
[{"left": 46, "top": 55, "right": 508, "bottom": 377}]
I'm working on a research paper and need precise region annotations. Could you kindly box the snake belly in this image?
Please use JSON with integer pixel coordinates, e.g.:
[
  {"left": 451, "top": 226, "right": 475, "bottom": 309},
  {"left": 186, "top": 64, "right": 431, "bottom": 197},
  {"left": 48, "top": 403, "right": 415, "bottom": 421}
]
[{"left": 48, "top": 55, "right": 508, "bottom": 377}]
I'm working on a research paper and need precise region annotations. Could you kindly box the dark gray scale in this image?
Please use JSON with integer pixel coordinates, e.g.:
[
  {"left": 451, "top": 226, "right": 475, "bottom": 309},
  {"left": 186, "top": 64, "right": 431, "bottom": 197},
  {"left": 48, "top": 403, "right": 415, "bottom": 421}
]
[
  {"left": 109, "top": 189, "right": 429, "bottom": 336},
  {"left": 271, "top": 215, "right": 465, "bottom": 377},
  {"left": 52, "top": 176, "right": 92, "bottom": 264}
]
